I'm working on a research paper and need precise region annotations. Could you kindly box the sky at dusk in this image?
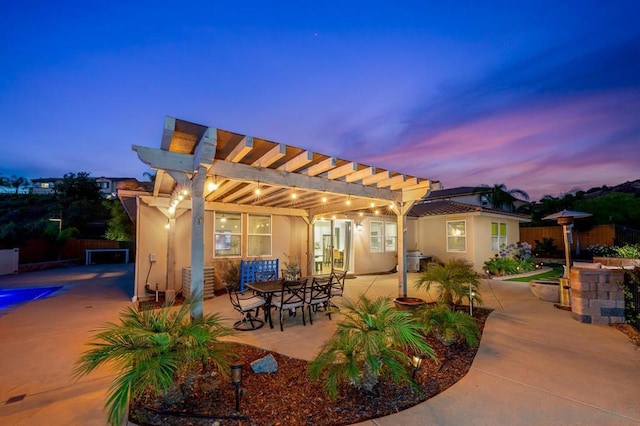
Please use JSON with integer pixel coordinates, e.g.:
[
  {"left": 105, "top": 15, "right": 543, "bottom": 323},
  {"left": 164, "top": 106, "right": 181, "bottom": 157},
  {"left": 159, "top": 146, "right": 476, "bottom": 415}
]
[{"left": 1, "top": 1, "right": 638, "bottom": 201}]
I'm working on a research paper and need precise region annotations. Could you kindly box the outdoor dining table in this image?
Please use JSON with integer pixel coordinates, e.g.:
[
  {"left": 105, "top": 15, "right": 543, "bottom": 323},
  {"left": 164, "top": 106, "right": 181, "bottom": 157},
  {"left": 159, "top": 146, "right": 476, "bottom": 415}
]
[{"left": 246, "top": 279, "right": 306, "bottom": 329}]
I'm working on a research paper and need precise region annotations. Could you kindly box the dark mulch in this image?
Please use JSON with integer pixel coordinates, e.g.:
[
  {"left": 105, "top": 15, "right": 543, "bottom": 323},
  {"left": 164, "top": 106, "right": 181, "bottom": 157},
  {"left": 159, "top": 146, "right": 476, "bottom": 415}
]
[{"left": 129, "top": 307, "right": 492, "bottom": 426}]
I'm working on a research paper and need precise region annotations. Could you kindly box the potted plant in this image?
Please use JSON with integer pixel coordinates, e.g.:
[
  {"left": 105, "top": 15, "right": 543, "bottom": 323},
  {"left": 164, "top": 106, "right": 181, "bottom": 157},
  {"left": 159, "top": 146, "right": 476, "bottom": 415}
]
[{"left": 282, "top": 253, "right": 301, "bottom": 281}]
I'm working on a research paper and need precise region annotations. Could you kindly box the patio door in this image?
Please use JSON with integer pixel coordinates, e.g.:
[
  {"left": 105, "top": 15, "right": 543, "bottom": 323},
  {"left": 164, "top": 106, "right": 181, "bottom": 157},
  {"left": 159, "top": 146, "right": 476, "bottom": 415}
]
[{"left": 312, "top": 219, "right": 353, "bottom": 275}]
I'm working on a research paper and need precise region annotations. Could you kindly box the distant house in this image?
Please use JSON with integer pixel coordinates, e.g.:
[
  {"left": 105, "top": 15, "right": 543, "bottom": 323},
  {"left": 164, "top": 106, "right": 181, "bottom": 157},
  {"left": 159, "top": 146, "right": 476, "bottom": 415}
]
[
  {"left": 406, "top": 188, "right": 531, "bottom": 273},
  {"left": 31, "top": 177, "right": 140, "bottom": 198},
  {"left": 31, "top": 178, "right": 58, "bottom": 195}
]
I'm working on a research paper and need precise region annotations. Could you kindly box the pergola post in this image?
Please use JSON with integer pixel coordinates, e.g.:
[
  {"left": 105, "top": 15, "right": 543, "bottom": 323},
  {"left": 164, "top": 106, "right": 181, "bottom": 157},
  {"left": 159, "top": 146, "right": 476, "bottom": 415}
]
[{"left": 189, "top": 166, "right": 207, "bottom": 321}]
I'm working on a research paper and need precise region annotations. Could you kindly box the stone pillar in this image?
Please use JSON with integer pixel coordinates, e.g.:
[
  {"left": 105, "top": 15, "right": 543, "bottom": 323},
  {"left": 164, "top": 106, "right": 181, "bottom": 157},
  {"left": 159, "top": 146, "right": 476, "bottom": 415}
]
[{"left": 570, "top": 268, "right": 625, "bottom": 324}]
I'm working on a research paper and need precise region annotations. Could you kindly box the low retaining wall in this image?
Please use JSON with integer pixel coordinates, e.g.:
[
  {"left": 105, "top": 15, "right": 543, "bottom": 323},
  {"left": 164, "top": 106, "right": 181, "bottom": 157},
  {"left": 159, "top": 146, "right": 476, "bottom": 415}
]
[{"left": 570, "top": 267, "right": 625, "bottom": 324}]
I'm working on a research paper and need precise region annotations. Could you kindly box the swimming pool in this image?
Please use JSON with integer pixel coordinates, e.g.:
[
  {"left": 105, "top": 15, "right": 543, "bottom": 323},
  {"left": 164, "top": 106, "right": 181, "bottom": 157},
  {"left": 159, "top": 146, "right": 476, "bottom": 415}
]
[{"left": 0, "top": 286, "right": 63, "bottom": 312}]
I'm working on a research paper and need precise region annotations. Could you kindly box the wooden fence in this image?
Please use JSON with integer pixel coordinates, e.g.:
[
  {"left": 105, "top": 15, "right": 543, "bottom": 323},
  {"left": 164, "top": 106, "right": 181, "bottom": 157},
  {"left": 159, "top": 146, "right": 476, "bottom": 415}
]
[{"left": 519, "top": 224, "right": 616, "bottom": 252}]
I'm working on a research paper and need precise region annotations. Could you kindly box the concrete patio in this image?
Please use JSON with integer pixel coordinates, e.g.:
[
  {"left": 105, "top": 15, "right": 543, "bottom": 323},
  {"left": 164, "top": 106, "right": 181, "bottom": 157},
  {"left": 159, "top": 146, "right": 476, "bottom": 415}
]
[{"left": 0, "top": 264, "right": 638, "bottom": 425}]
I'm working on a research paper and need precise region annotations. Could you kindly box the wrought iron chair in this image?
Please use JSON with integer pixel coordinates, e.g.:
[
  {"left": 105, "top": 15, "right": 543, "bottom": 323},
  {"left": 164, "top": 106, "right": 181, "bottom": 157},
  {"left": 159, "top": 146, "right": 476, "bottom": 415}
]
[
  {"left": 225, "top": 284, "right": 267, "bottom": 331},
  {"left": 270, "top": 278, "right": 308, "bottom": 331},
  {"left": 328, "top": 269, "right": 346, "bottom": 309},
  {"left": 305, "top": 277, "right": 333, "bottom": 324}
]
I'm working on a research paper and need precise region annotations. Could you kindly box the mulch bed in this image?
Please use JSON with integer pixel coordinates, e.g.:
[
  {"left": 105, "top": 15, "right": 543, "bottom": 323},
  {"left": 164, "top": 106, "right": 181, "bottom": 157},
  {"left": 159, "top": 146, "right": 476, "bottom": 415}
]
[{"left": 129, "top": 307, "right": 492, "bottom": 426}]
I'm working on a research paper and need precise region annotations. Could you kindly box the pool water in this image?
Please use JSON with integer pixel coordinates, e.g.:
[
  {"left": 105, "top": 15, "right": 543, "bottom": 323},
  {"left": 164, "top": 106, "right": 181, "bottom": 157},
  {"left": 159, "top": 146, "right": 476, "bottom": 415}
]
[{"left": 0, "top": 286, "right": 63, "bottom": 311}]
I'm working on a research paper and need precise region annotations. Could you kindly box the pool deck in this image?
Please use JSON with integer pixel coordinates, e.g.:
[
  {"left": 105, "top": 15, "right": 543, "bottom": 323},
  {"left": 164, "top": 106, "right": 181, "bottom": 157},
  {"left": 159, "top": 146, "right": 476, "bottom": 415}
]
[{"left": 0, "top": 264, "right": 639, "bottom": 425}]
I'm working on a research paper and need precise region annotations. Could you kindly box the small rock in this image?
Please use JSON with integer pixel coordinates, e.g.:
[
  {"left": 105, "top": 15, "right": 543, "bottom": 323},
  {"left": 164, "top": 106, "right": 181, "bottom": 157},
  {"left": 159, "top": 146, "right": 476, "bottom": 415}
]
[{"left": 250, "top": 353, "right": 278, "bottom": 373}]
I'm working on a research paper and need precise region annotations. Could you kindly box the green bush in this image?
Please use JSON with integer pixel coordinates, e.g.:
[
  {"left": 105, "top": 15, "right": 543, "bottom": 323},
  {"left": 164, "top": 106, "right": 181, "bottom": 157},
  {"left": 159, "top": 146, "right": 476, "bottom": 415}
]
[
  {"left": 615, "top": 244, "right": 640, "bottom": 259},
  {"left": 308, "top": 295, "right": 436, "bottom": 400},
  {"left": 414, "top": 304, "right": 480, "bottom": 347}
]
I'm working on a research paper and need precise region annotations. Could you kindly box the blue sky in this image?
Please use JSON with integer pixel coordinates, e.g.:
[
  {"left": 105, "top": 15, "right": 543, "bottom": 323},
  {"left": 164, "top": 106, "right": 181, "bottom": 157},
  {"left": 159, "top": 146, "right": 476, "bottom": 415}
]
[{"left": 1, "top": 1, "right": 638, "bottom": 201}]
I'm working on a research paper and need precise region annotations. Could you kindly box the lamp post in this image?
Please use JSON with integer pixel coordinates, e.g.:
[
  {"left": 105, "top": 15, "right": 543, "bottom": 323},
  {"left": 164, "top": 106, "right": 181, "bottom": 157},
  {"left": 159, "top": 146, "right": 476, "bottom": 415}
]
[
  {"left": 542, "top": 210, "right": 592, "bottom": 308},
  {"left": 231, "top": 362, "right": 243, "bottom": 412},
  {"left": 411, "top": 353, "right": 427, "bottom": 380},
  {"left": 49, "top": 218, "right": 62, "bottom": 235}
]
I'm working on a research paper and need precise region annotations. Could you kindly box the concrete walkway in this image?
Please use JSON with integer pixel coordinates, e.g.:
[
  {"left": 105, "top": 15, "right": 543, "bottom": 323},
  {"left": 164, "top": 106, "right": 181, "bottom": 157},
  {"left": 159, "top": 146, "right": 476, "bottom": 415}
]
[{"left": 0, "top": 264, "right": 638, "bottom": 425}]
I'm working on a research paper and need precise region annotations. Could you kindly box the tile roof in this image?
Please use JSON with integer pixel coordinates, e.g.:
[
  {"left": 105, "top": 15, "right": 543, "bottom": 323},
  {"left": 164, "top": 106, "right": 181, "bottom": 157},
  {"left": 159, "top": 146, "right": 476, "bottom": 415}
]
[{"left": 408, "top": 200, "right": 530, "bottom": 220}]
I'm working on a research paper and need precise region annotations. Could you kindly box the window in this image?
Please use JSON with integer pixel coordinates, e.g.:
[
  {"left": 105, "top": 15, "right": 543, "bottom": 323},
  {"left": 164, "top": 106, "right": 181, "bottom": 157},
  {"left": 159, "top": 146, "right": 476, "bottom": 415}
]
[
  {"left": 385, "top": 222, "right": 397, "bottom": 252},
  {"left": 247, "top": 214, "right": 271, "bottom": 257},
  {"left": 370, "top": 221, "right": 396, "bottom": 253},
  {"left": 491, "top": 222, "right": 507, "bottom": 252},
  {"left": 214, "top": 212, "right": 241, "bottom": 257},
  {"left": 447, "top": 220, "right": 466, "bottom": 252},
  {"left": 370, "top": 221, "right": 383, "bottom": 253}
]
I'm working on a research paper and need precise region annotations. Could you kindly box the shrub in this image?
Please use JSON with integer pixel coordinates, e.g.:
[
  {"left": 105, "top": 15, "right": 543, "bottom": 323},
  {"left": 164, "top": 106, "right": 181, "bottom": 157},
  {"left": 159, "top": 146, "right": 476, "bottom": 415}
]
[
  {"left": 533, "top": 237, "right": 558, "bottom": 257},
  {"left": 414, "top": 304, "right": 480, "bottom": 347},
  {"left": 615, "top": 244, "right": 640, "bottom": 259},
  {"left": 587, "top": 244, "right": 617, "bottom": 257},
  {"left": 74, "top": 301, "right": 235, "bottom": 425},
  {"left": 484, "top": 242, "right": 536, "bottom": 276},
  {"left": 415, "top": 259, "right": 482, "bottom": 308},
  {"left": 308, "top": 295, "right": 436, "bottom": 400}
]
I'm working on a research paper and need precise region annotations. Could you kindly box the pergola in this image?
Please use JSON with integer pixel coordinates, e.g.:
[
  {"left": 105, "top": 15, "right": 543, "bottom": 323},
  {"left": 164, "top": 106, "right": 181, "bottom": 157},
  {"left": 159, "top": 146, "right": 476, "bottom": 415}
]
[{"left": 131, "top": 117, "right": 439, "bottom": 319}]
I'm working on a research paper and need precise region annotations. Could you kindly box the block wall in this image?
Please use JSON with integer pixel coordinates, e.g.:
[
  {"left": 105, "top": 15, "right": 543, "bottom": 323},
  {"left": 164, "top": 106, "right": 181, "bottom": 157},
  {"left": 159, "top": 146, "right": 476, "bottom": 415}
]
[{"left": 570, "top": 268, "right": 625, "bottom": 325}]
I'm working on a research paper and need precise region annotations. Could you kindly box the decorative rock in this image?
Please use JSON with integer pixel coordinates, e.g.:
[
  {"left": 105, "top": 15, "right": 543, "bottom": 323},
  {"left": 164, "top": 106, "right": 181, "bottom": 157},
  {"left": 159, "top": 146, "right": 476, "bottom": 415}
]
[{"left": 250, "top": 354, "right": 278, "bottom": 374}]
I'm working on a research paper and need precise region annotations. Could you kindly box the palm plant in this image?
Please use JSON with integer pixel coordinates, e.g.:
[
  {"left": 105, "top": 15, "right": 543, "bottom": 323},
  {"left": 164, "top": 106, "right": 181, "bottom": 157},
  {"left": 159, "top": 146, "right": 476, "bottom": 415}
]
[
  {"left": 74, "top": 301, "right": 234, "bottom": 426},
  {"left": 415, "top": 259, "right": 482, "bottom": 308},
  {"left": 414, "top": 304, "right": 480, "bottom": 347},
  {"left": 308, "top": 295, "right": 436, "bottom": 400},
  {"left": 473, "top": 183, "right": 529, "bottom": 211}
]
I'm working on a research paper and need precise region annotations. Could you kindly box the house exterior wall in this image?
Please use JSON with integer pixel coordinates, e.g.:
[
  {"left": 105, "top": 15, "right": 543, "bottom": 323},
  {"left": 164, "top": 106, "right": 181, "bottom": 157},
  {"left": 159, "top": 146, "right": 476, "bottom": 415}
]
[
  {"left": 134, "top": 200, "right": 313, "bottom": 301},
  {"left": 351, "top": 215, "right": 398, "bottom": 275},
  {"left": 415, "top": 213, "right": 523, "bottom": 273}
]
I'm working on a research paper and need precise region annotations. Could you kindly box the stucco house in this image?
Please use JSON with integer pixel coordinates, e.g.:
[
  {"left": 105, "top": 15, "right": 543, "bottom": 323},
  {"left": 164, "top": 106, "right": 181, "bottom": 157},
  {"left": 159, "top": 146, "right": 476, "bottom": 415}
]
[
  {"left": 118, "top": 117, "right": 441, "bottom": 307},
  {"left": 407, "top": 199, "right": 531, "bottom": 273}
]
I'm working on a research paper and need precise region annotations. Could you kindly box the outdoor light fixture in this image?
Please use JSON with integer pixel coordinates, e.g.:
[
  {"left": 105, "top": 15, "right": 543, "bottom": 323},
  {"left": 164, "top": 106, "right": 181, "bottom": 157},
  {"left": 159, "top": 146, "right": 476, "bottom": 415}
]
[
  {"left": 469, "top": 285, "right": 476, "bottom": 316},
  {"left": 355, "top": 222, "right": 363, "bottom": 231},
  {"left": 411, "top": 353, "right": 427, "bottom": 380},
  {"left": 346, "top": 195, "right": 352, "bottom": 206},
  {"left": 231, "top": 362, "right": 243, "bottom": 412},
  {"left": 321, "top": 196, "right": 327, "bottom": 203},
  {"left": 220, "top": 214, "right": 227, "bottom": 223}
]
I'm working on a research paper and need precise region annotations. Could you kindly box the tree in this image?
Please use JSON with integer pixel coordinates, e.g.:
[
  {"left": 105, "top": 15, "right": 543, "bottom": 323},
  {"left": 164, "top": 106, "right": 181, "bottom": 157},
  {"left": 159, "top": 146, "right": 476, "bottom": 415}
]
[
  {"left": 0, "top": 175, "right": 30, "bottom": 194},
  {"left": 54, "top": 172, "right": 109, "bottom": 238},
  {"left": 414, "top": 259, "right": 482, "bottom": 308},
  {"left": 104, "top": 199, "right": 134, "bottom": 241},
  {"left": 473, "top": 183, "right": 529, "bottom": 211}
]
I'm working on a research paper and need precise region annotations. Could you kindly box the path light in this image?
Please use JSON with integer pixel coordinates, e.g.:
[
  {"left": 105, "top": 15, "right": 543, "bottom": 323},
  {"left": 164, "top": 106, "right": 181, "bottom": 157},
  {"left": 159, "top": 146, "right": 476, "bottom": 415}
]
[
  {"left": 231, "top": 361, "right": 243, "bottom": 412},
  {"left": 542, "top": 210, "right": 592, "bottom": 308},
  {"left": 469, "top": 284, "right": 476, "bottom": 316},
  {"left": 411, "top": 353, "right": 427, "bottom": 380}
]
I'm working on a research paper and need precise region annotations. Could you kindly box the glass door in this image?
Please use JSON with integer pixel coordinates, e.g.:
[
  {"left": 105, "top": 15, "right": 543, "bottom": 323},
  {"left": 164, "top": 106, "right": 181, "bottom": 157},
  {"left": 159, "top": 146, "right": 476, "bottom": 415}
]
[{"left": 313, "top": 218, "right": 353, "bottom": 275}]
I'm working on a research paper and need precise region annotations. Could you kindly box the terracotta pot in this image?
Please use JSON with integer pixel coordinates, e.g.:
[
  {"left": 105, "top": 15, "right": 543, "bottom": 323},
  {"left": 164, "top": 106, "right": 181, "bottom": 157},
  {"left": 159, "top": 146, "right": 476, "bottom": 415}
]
[{"left": 393, "top": 297, "right": 426, "bottom": 311}]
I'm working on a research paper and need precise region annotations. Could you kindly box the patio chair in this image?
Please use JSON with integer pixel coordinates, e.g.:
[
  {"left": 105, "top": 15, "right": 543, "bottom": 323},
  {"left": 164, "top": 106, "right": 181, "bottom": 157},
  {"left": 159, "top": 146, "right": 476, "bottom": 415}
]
[
  {"left": 270, "top": 278, "right": 308, "bottom": 331},
  {"left": 225, "top": 284, "right": 267, "bottom": 331},
  {"left": 328, "top": 269, "right": 347, "bottom": 309},
  {"left": 305, "top": 277, "right": 332, "bottom": 324}
]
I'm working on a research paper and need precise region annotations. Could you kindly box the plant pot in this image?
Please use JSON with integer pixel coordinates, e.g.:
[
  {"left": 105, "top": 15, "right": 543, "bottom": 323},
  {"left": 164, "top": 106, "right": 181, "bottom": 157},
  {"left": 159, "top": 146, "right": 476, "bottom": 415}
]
[
  {"left": 393, "top": 297, "right": 426, "bottom": 311},
  {"left": 529, "top": 280, "right": 560, "bottom": 303}
]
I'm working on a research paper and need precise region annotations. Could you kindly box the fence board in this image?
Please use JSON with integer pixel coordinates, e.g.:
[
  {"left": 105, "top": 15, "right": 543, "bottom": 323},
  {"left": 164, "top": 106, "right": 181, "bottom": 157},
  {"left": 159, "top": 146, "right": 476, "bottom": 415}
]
[{"left": 519, "top": 224, "right": 616, "bottom": 251}]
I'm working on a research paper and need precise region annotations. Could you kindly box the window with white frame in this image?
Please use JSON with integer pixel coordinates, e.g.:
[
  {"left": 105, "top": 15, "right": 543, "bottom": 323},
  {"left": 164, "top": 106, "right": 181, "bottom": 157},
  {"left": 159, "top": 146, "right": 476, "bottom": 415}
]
[
  {"left": 491, "top": 222, "right": 507, "bottom": 252},
  {"left": 385, "top": 222, "right": 397, "bottom": 252},
  {"left": 214, "top": 212, "right": 241, "bottom": 257},
  {"left": 447, "top": 220, "right": 466, "bottom": 252},
  {"left": 370, "top": 221, "right": 383, "bottom": 253},
  {"left": 247, "top": 214, "right": 272, "bottom": 257}
]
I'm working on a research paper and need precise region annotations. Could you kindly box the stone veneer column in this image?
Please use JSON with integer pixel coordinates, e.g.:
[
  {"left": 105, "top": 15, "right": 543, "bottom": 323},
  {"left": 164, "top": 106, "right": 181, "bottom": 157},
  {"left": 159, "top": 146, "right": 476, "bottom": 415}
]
[{"left": 569, "top": 268, "right": 626, "bottom": 324}]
